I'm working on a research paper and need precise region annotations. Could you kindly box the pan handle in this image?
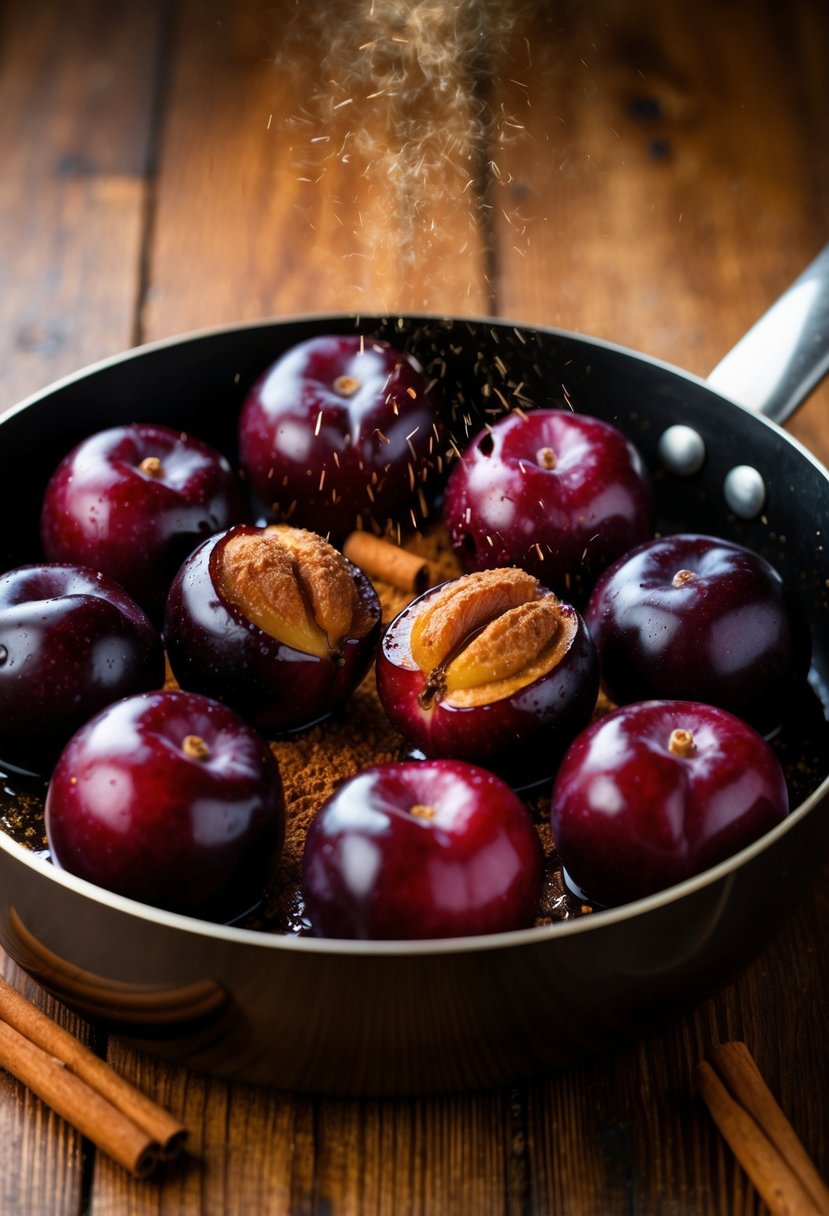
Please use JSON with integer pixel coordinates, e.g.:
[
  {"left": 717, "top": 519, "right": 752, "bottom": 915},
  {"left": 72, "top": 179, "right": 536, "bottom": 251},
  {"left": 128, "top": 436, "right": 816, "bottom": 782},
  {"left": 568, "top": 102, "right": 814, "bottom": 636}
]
[{"left": 706, "top": 242, "right": 829, "bottom": 423}]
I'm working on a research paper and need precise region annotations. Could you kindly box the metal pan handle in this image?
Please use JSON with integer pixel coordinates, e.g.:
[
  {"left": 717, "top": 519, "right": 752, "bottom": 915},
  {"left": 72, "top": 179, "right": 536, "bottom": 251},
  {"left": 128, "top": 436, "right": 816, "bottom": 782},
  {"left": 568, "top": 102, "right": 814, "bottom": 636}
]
[{"left": 707, "top": 242, "right": 829, "bottom": 423}]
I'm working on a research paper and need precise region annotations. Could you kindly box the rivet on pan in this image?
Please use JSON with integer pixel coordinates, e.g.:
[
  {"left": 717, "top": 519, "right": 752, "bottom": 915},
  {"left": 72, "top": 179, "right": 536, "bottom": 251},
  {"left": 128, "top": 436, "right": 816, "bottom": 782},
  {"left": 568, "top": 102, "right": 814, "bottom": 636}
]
[
  {"left": 657, "top": 425, "right": 706, "bottom": 475},
  {"left": 723, "top": 465, "right": 767, "bottom": 519}
]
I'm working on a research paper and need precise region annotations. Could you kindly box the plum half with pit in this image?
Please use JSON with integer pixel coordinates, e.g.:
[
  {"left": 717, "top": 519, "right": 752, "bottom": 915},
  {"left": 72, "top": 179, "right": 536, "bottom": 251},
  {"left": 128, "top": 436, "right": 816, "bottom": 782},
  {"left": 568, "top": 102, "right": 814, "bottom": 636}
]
[
  {"left": 303, "top": 758, "right": 543, "bottom": 939},
  {"left": 0, "top": 563, "right": 164, "bottom": 776},
  {"left": 238, "top": 334, "right": 443, "bottom": 540},
  {"left": 584, "top": 533, "right": 809, "bottom": 732},
  {"left": 443, "top": 408, "right": 653, "bottom": 604},
  {"left": 550, "top": 699, "right": 789, "bottom": 907},
  {"left": 164, "top": 523, "right": 381, "bottom": 735},
  {"left": 375, "top": 567, "right": 598, "bottom": 786},
  {"left": 45, "top": 689, "right": 285, "bottom": 922},
  {"left": 41, "top": 422, "right": 248, "bottom": 617}
]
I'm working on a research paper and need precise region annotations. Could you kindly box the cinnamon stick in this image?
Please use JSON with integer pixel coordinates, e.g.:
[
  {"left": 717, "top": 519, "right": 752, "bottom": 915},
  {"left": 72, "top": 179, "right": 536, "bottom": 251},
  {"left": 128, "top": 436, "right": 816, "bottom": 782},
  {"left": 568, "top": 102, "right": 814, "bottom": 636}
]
[
  {"left": 696, "top": 1043, "right": 829, "bottom": 1216},
  {"left": 343, "top": 531, "right": 431, "bottom": 593},
  {"left": 0, "top": 976, "right": 187, "bottom": 1169},
  {"left": 708, "top": 1042, "right": 829, "bottom": 1215},
  {"left": 0, "top": 1019, "right": 160, "bottom": 1178}
]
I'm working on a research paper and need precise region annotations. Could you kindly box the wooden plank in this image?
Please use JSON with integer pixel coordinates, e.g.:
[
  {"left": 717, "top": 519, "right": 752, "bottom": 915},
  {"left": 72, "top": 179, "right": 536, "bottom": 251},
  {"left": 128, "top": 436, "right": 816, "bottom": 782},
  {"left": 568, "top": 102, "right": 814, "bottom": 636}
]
[
  {"left": 311, "top": 1093, "right": 512, "bottom": 1215},
  {"left": 0, "top": 958, "right": 87, "bottom": 1216},
  {"left": 490, "top": 0, "right": 829, "bottom": 463},
  {"left": 0, "top": 0, "right": 163, "bottom": 414},
  {"left": 88, "top": 1078, "right": 513, "bottom": 1216},
  {"left": 88, "top": 1044, "right": 307, "bottom": 1216},
  {"left": 141, "top": 0, "right": 492, "bottom": 341}
]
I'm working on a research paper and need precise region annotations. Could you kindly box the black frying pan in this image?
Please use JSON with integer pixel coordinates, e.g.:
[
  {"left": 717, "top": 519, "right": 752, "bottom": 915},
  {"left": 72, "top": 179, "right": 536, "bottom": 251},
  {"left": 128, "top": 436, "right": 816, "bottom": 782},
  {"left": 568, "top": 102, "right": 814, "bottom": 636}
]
[{"left": 0, "top": 247, "right": 827, "bottom": 1096}]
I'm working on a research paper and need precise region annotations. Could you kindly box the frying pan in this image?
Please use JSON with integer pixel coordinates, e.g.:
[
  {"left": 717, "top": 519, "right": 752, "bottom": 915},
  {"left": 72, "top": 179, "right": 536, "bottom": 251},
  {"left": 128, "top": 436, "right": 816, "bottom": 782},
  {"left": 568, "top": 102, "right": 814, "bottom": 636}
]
[{"left": 0, "top": 247, "right": 828, "bottom": 1097}]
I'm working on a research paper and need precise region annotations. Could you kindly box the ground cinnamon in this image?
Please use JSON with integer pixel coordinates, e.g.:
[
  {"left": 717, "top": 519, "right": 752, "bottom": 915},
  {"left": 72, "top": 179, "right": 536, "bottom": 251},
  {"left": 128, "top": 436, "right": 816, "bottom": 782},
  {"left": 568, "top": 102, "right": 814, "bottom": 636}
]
[
  {"left": 0, "top": 976, "right": 187, "bottom": 1172},
  {"left": 696, "top": 1042, "right": 829, "bottom": 1216}
]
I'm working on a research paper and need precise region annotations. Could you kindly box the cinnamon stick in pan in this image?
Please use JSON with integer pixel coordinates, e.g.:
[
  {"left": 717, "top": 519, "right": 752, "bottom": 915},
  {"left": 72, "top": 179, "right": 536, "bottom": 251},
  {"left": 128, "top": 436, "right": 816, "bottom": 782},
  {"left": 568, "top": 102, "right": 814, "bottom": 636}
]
[
  {"left": 696, "top": 1041, "right": 829, "bottom": 1216},
  {"left": 343, "top": 531, "right": 431, "bottom": 593},
  {"left": 0, "top": 976, "right": 187, "bottom": 1173}
]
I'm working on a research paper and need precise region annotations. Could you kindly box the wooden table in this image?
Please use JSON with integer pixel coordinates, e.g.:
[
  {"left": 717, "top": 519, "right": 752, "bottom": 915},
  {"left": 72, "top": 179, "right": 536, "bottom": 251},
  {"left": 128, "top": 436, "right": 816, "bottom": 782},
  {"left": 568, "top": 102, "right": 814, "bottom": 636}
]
[{"left": 1, "top": 2, "right": 827, "bottom": 1211}]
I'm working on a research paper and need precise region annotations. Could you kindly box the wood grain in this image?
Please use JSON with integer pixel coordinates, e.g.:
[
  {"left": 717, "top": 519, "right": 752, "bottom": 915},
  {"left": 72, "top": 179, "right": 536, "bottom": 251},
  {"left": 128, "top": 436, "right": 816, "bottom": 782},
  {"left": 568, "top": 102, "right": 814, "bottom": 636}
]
[
  {"left": 0, "top": 2, "right": 828, "bottom": 1215},
  {"left": 141, "top": 0, "right": 491, "bottom": 342},
  {"left": 0, "top": 960, "right": 89, "bottom": 1216},
  {"left": 0, "top": 0, "right": 164, "bottom": 414},
  {"left": 491, "top": 0, "right": 829, "bottom": 461}
]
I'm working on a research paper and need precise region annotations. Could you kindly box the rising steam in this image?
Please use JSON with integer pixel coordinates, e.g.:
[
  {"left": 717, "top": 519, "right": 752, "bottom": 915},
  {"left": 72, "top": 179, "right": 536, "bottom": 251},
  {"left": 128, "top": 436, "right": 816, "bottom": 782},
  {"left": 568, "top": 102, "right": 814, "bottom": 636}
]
[{"left": 279, "top": 1, "right": 530, "bottom": 306}]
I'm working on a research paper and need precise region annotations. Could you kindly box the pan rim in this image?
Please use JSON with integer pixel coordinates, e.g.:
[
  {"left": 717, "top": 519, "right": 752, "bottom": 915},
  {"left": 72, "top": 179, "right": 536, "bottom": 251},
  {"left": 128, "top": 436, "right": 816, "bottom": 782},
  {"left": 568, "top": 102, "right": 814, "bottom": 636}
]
[
  {"left": 1, "top": 772, "right": 824, "bottom": 958},
  {"left": 5, "top": 308, "right": 829, "bottom": 483},
  {"left": 0, "top": 307, "right": 778, "bottom": 421},
  {"left": 1, "top": 312, "right": 827, "bottom": 958}
]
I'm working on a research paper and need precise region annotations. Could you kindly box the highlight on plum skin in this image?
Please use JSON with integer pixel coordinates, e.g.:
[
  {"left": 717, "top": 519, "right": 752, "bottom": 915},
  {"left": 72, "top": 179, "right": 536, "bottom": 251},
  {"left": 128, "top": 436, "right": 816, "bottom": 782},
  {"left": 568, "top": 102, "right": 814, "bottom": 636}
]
[
  {"left": 585, "top": 532, "right": 810, "bottom": 733},
  {"left": 443, "top": 408, "right": 654, "bottom": 605},
  {"left": 0, "top": 563, "right": 164, "bottom": 777},
  {"left": 45, "top": 689, "right": 285, "bottom": 923},
  {"left": 40, "top": 422, "right": 248, "bottom": 619},
  {"left": 550, "top": 699, "right": 790, "bottom": 909},
  {"left": 302, "top": 759, "right": 544, "bottom": 940},
  {"left": 238, "top": 334, "right": 443, "bottom": 541}
]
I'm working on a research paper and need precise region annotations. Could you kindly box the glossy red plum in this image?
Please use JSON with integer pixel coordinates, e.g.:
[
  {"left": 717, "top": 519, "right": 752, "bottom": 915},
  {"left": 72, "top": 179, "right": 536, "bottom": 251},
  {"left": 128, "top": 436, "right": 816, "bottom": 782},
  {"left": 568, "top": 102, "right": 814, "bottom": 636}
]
[
  {"left": 41, "top": 422, "right": 247, "bottom": 616},
  {"left": 443, "top": 409, "right": 653, "bottom": 603},
  {"left": 0, "top": 563, "right": 164, "bottom": 775},
  {"left": 551, "top": 700, "right": 789, "bottom": 907},
  {"left": 585, "top": 533, "right": 809, "bottom": 731},
  {"left": 303, "top": 759, "right": 543, "bottom": 939},
  {"left": 45, "top": 690, "right": 284, "bottom": 921},
  {"left": 238, "top": 335, "right": 442, "bottom": 539}
]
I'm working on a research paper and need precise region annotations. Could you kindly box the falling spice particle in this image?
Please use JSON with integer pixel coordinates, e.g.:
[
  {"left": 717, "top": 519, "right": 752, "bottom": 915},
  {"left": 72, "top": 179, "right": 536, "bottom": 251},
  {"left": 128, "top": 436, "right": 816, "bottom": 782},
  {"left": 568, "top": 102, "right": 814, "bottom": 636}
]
[{"left": 281, "top": 2, "right": 529, "bottom": 306}]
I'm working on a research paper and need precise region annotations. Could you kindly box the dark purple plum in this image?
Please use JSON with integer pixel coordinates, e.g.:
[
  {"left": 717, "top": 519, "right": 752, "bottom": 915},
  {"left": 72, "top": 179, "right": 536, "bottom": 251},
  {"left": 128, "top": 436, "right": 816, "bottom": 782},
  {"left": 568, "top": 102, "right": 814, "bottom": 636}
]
[
  {"left": 585, "top": 533, "right": 809, "bottom": 731},
  {"left": 375, "top": 567, "right": 598, "bottom": 786},
  {"left": 40, "top": 422, "right": 248, "bottom": 617},
  {"left": 443, "top": 408, "right": 653, "bottom": 604},
  {"left": 164, "top": 524, "right": 381, "bottom": 735},
  {"left": 0, "top": 563, "right": 164, "bottom": 775},
  {"left": 238, "top": 335, "right": 442, "bottom": 540},
  {"left": 551, "top": 699, "right": 789, "bottom": 907},
  {"left": 303, "top": 758, "right": 543, "bottom": 939},
  {"left": 45, "top": 689, "right": 284, "bottom": 922}
]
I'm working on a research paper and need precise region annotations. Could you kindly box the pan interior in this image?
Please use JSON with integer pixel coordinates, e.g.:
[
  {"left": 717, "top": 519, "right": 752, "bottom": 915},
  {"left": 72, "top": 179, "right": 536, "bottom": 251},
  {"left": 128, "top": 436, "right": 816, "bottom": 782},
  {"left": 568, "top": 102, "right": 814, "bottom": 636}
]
[{"left": 1, "top": 313, "right": 827, "bottom": 928}]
